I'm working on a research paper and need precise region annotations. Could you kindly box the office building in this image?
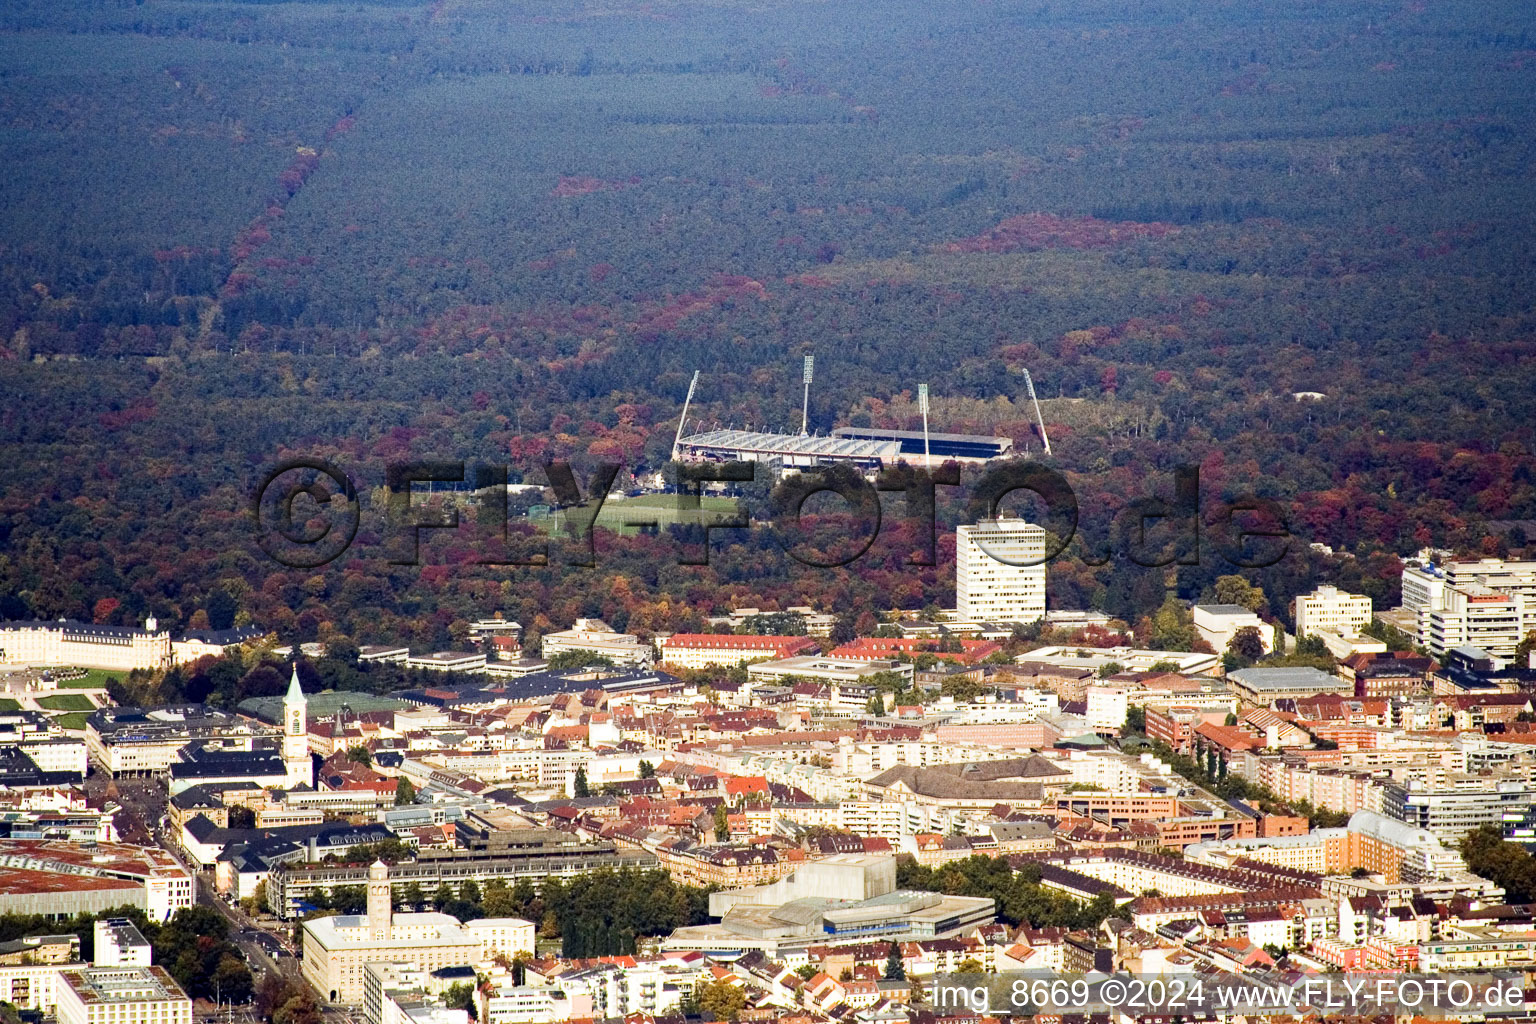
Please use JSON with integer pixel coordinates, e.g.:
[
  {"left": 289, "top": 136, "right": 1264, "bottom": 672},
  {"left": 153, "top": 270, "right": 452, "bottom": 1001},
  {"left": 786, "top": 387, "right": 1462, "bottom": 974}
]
[
  {"left": 747, "top": 657, "right": 914, "bottom": 687},
  {"left": 404, "top": 652, "right": 487, "bottom": 674},
  {"left": 303, "top": 861, "right": 485, "bottom": 1003},
  {"left": 86, "top": 705, "right": 275, "bottom": 778},
  {"left": 1421, "top": 586, "right": 1536, "bottom": 659},
  {"left": 1227, "top": 667, "right": 1350, "bottom": 707},
  {"left": 1293, "top": 585, "right": 1373, "bottom": 638},
  {"left": 54, "top": 967, "right": 191, "bottom": 1024},
  {"left": 1403, "top": 560, "right": 1536, "bottom": 659},
  {"left": 539, "top": 620, "right": 649, "bottom": 667},
  {"left": 462, "top": 918, "right": 536, "bottom": 960},
  {"left": 1192, "top": 604, "right": 1273, "bottom": 656},
  {"left": 955, "top": 518, "right": 1046, "bottom": 623},
  {"left": 269, "top": 831, "right": 653, "bottom": 918},
  {"left": 93, "top": 919, "right": 151, "bottom": 966},
  {"left": 1385, "top": 777, "right": 1536, "bottom": 843},
  {"left": 0, "top": 839, "right": 194, "bottom": 921}
]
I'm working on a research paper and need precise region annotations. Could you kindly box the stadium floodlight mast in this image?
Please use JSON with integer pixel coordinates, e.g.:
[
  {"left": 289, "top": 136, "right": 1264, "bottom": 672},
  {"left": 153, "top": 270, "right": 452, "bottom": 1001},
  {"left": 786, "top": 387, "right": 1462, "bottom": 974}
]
[
  {"left": 918, "top": 383, "right": 931, "bottom": 470},
  {"left": 1022, "top": 367, "right": 1051, "bottom": 455},
  {"left": 671, "top": 369, "right": 701, "bottom": 463},
  {"left": 801, "top": 354, "right": 814, "bottom": 435}
]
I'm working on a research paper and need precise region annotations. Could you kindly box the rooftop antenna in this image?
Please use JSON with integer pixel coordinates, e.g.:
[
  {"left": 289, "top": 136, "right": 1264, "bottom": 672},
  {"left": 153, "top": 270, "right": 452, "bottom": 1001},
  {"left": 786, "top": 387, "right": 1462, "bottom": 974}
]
[
  {"left": 800, "top": 355, "right": 814, "bottom": 435},
  {"left": 671, "top": 370, "right": 700, "bottom": 462},
  {"left": 1022, "top": 368, "right": 1051, "bottom": 455},
  {"left": 918, "top": 383, "right": 931, "bottom": 470}
]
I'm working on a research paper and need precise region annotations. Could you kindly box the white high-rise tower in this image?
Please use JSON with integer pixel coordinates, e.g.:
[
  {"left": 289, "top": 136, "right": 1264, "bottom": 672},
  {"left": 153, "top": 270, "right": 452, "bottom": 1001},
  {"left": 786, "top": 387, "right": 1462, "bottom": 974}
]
[
  {"left": 956, "top": 517, "right": 1047, "bottom": 623},
  {"left": 283, "top": 665, "right": 313, "bottom": 788}
]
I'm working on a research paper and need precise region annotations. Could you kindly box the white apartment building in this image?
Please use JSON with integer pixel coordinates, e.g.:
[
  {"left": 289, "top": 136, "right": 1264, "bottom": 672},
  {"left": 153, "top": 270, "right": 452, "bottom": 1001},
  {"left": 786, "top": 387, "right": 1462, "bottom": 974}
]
[
  {"left": 54, "top": 967, "right": 191, "bottom": 1024},
  {"left": 20, "top": 738, "right": 89, "bottom": 776},
  {"left": 831, "top": 738, "right": 1018, "bottom": 777},
  {"left": 484, "top": 987, "right": 585, "bottom": 1024},
  {"left": 834, "top": 799, "right": 973, "bottom": 840},
  {"left": 404, "top": 652, "right": 487, "bottom": 674},
  {"left": 1192, "top": 604, "right": 1273, "bottom": 655},
  {"left": 1445, "top": 558, "right": 1536, "bottom": 600},
  {"left": 1401, "top": 564, "right": 1447, "bottom": 617},
  {"left": 418, "top": 746, "right": 588, "bottom": 788},
  {"left": 463, "top": 918, "right": 536, "bottom": 960},
  {"left": 955, "top": 518, "right": 1046, "bottom": 623},
  {"left": 1293, "top": 585, "right": 1373, "bottom": 638},
  {"left": 539, "top": 620, "right": 649, "bottom": 667},
  {"left": 1084, "top": 685, "right": 1131, "bottom": 734},
  {"left": 1420, "top": 585, "right": 1536, "bottom": 658},
  {"left": 0, "top": 964, "right": 67, "bottom": 1014},
  {"left": 1403, "top": 561, "right": 1536, "bottom": 658},
  {"left": 93, "top": 919, "right": 152, "bottom": 966}
]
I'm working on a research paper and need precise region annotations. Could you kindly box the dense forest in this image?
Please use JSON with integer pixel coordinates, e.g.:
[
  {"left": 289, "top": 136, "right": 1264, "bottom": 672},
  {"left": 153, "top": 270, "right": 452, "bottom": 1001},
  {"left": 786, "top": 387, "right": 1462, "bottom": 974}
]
[{"left": 2, "top": 0, "right": 1534, "bottom": 647}]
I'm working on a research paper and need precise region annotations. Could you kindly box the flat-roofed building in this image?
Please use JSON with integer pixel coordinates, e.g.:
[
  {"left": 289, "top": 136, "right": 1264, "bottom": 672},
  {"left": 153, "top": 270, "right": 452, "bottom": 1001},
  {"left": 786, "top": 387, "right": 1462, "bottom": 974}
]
[
  {"left": 1401, "top": 564, "right": 1447, "bottom": 617},
  {"left": 466, "top": 617, "right": 522, "bottom": 644},
  {"left": 1293, "top": 585, "right": 1373, "bottom": 639},
  {"left": 1185, "top": 810, "right": 1467, "bottom": 884},
  {"left": 747, "top": 656, "right": 913, "bottom": 687},
  {"left": 0, "top": 963, "right": 71, "bottom": 1012},
  {"left": 1444, "top": 558, "right": 1536, "bottom": 600},
  {"left": 269, "top": 833, "right": 654, "bottom": 919},
  {"left": 539, "top": 620, "right": 649, "bottom": 668},
  {"left": 665, "top": 854, "right": 994, "bottom": 958},
  {"left": 1228, "top": 667, "right": 1351, "bottom": 707},
  {"left": 1420, "top": 585, "right": 1536, "bottom": 659},
  {"left": 1192, "top": 604, "right": 1273, "bottom": 656},
  {"left": 358, "top": 645, "right": 410, "bottom": 665},
  {"left": 956, "top": 518, "right": 1046, "bottom": 624},
  {"left": 303, "top": 861, "right": 485, "bottom": 1003},
  {"left": 405, "top": 652, "right": 487, "bottom": 674},
  {"left": 677, "top": 429, "right": 900, "bottom": 470},
  {"left": 54, "top": 966, "right": 191, "bottom": 1024},
  {"left": 830, "top": 427, "right": 1013, "bottom": 463},
  {"left": 1404, "top": 560, "right": 1536, "bottom": 659},
  {"left": 1014, "top": 646, "right": 1222, "bottom": 678},
  {"left": 462, "top": 918, "right": 535, "bottom": 960},
  {"left": 0, "top": 839, "right": 193, "bottom": 921},
  {"left": 1384, "top": 777, "right": 1536, "bottom": 843},
  {"left": 93, "top": 919, "right": 151, "bottom": 966}
]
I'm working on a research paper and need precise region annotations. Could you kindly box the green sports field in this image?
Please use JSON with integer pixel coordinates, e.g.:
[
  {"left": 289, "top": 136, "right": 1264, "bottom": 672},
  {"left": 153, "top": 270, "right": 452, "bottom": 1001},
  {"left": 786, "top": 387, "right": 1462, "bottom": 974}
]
[{"left": 537, "top": 494, "right": 746, "bottom": 537}]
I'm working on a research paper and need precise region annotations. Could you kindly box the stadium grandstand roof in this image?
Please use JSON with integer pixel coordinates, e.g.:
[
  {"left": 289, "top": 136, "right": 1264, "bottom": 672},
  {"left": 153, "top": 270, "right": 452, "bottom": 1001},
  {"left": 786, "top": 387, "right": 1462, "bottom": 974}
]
[
  {"left": 830, "top": 427, "right": 1014, "bottom": 460},
  {"left": 677, "top": 429, "right": 901, "bottom": 466}
]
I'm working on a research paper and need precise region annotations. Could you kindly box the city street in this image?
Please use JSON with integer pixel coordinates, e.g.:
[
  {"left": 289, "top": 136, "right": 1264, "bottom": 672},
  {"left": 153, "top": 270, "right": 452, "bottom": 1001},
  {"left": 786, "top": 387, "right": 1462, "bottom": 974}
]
[{"left": 90, "top": 767, "right": 347, "bottom": 1021}]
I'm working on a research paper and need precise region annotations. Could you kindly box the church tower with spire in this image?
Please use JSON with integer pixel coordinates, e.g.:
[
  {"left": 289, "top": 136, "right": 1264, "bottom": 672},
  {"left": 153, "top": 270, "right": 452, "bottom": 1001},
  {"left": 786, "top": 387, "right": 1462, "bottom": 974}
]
[{"left": 283, "top": 665, "right": 312, "bottom": 788}]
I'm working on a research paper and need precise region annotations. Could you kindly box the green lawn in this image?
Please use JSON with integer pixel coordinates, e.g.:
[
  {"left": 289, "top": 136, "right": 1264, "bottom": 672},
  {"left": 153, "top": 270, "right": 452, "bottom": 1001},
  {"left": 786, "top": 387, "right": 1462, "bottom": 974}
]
[
  {"left": 52, "top": 668, "right": 118, "bottom": 689},
  {"left": 52, "top": 711, "right": 92, "bottom": 730},
  {"left": 37, "top": 694, "right": 95, "bottom": 711},
  {"left": 536, "top": 494, "right": 745, "bottom": 537},
  {"left": 0, "top": 699, "right": 20, "bottom": 712}
]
